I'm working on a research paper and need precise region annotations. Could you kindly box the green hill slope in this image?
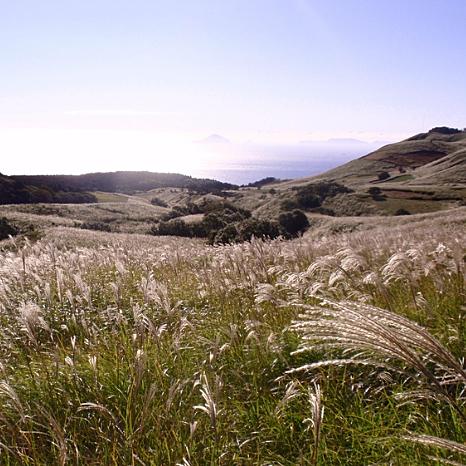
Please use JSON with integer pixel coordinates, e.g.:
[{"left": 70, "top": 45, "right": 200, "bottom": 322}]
[{"left": 298, "top": 127, "right": 466, "bottom": 187}]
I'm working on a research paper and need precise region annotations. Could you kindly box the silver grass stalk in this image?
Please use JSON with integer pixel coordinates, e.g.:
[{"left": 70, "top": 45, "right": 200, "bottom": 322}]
[
  {"left": 16, "top": 301, "right": 51, "bottom": 347},
  {"left": 195, "top": 373, "right": 222, "bottom": 446},
  {"left": 274, "top": 381, "right": 301, "bottom": 418},
  {"left": 291, "top": 300, "right": 466, "bottom": 421},
  {"left": 427, "top": 457, "right": 466, "bottom": 466},
  {"left": 306, "top": 384, "right": 324, "bottom": 466},
  {"left": 0, "top": 382, "right": 26, "bottom": 423},
  {"left": 403, "top": 432, "right": 466, "bottom": 463},
  {"left": 77, "top": 402, "right": 123, "bottom": 436},
  {"left": 135, "top": 383, "right": 157, "bottom": 437},
  {"left": 36, "top": 404, "right": 68, "bottom": 466}
]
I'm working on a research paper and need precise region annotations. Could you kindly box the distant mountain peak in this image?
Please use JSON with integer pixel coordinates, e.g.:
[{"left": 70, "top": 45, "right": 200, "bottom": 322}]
[{"left": 193, "top": 134, "right": 231, "bottom": 144}]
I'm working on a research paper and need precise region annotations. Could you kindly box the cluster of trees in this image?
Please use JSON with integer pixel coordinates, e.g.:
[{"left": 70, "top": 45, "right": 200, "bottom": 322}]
[
  {"left": 244, "top": 177, "right": 277, "bottom": 188},
  {"left": 150, "top": 197, "right": 168, "bottom": 207},
  {"left": 150, "top": 201, "right": 310, "bottom": 244},
  {"left": 428, "top": 127, "right": 463, "bottom": 135},
  {"left": 0, "top": 175, "right": 97, "bottom": 205},
  {"left": 14, "top": 172, "right": 238, "bottom": 195},
  {"left": 281, "top": 182, "right": 352, "bottom": 214}
]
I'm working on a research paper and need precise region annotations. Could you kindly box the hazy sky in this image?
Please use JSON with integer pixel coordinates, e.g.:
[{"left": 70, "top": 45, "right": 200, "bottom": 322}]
[{"left": 1, "top": 0, "right": 466, "bottom": 175}]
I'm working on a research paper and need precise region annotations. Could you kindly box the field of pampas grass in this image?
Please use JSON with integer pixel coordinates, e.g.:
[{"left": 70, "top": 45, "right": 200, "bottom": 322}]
[{"left": 1, "top": 208, "right": 466, "bottom": 464}]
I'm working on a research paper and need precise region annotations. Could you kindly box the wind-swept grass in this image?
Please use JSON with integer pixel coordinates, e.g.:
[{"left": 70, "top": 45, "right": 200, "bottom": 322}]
[{"left": 0, "top": 208, "right": 465, "bottom": 464}]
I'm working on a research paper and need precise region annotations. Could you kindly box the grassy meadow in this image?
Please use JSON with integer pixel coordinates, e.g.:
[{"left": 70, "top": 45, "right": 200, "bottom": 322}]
[{"left": 1, "top": 206, "right": 466, "bottom": 464}]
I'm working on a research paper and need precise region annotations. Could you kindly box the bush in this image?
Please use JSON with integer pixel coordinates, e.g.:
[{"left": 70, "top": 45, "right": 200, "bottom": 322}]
[
  {"left": 150, "top": 197, "right": 168, "bottom": 207},
  {"left": 151, "top": 218, "right": 192, "bottom": 237},
  {"left": 210, "top": 217, "right": 282, "bottom": 244},
  {"left": 278, "top": 210, "right": 310, "bottom": 237},
  {"left": 395, "top": 208, "right": 411, "bottom": 216},
  {"left": 368, "top": 187, "right": 385, "bottom": 200},
  {"left": 80, "top": 221, "right": 112, "bottom": 232},
  {"left": 211, "top": 223, "right": 239, "bottom": 244},
  {"left": 238, "top": 218, "right": 281, "bottom": 241},
  {"left": 294, "top": 182, "right": 352, "bottom": 210},
  {"left": 378, "top": 171, "right": 390, "bottom": 181},
  {"left": 0, "top": 217, "right": 18, "bottom": 240},
  {"left": 160, "top": 209, "right": 183, "bottom": 221},
  {"left": 281, "top": 199, "right": 300, "bottom": 211}
]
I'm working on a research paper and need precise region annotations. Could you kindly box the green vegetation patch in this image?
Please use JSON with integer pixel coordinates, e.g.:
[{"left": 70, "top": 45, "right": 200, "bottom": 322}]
[
  {"left": 384, "top": 174, "right": 414, "bottom": 182},
  {"left": 1, "top": 214, "right": 466, "bottom": 464},
  {"left": 92, "top": 192, "right": 129, "bottom": 203},
  {"left": 368, "top": 197, "right": 448, "bottom": 215}
]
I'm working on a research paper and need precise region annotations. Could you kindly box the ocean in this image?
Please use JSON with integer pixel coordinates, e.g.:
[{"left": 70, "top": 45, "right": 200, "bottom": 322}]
[{"left": 180, "top": 142, "right": 385, "bottom": 185}]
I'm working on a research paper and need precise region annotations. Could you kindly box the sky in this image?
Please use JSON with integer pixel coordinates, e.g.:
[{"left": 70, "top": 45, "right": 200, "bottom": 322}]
[{"left": 1, "top": 0, "right": 466, "bottom": 176}]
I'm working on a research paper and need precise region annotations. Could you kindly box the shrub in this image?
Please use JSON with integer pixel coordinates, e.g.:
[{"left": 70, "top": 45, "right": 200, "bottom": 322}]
[
  {"left": 151, "top": 218, "right": 192, "bottom": 237},
  {"left": 237, "top": 218, "right": 281, "bottom": 241},
  {"left": 281, "top": 199, "right": 300, "bottom": 211},
  {"left": 294, "top": 182, "right": 352, "bottom": 210},
  {"left": 368, "top": 187, "right": 385, "bottom": 200},
  {"left": 80, "top": 221, "right": 112, "bottom": 232},
  {"left": 0, "top": 217, "right": 18, "bottom": 240},
  {"left": 150, "top": 197, "right": 168, "bottom": 207},
  {"left": 278, "top": 210, "right": 310, "bottom": 237},
  {"left": 210, "top": 217, "right": 282, "bottom": 244},
  {"left": 378, "top": 171, "right": 390, "bottom": 181},
  {"left": 160, "top": 209, "right": 183, "bottom": 221},
  {"left": 211, "top": 223, "right": 239, "bottom": 244},
  {"left": 395, "top": 208, "right": 411, "bottom": 216}
]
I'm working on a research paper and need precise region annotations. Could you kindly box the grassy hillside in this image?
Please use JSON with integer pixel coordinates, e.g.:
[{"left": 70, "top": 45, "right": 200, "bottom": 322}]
[
  {"left": 0, "top": 129, "right": 466, "bottom": 463},
  {"left": 0, "top": 207, "right": 466, "bottom": 464},
  {"left": 253, "top": 128, "right": 466, "bottom": 217},
  {"left": 295, "top": 127, "right": 466, "bottom": 187}
]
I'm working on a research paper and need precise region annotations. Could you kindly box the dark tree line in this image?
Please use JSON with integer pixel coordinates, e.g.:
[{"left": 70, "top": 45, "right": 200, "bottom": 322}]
[
  {"left": 0, "top": 175, "right": 97, "bottom": 205},
  {"left": 14, "top": 171, "right": 238, "bottom": 195}
]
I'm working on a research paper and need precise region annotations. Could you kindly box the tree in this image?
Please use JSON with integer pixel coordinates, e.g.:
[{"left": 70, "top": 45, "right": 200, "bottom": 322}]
[
  {"left": 368, "top": 187, "right": 385, "bottom": 200},
  {"left": 278, "top": 210, "right": 310, "bottom": 237}
]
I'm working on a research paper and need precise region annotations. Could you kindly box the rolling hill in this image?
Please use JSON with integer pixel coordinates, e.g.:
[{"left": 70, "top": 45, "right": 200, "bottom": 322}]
[
  {"left": 291, "top": 127, "right": 466, "bottom": 188},
  {"left": 1, "top": 127, "right": 465, "bottom": 242}
]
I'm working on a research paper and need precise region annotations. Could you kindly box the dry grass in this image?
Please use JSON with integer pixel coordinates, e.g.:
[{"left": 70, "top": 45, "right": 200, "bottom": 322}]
[{"left": 0, "top": 206, "right": 465, "bottom": 463}]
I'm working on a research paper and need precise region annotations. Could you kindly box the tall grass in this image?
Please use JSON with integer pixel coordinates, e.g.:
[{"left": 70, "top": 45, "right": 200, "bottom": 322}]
[{"left": 0, "top": 210, "right": 465, "bottom": 464}]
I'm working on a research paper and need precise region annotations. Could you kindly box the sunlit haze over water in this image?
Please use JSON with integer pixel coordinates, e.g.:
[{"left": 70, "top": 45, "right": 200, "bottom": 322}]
[{"left": 0, "top": 128, "right": 384, "bottom": 185}]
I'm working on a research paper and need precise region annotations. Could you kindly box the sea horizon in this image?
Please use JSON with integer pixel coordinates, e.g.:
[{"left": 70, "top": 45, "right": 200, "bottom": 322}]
[{"left": 176, "top": 141, "right": 386, "bottom": 185}]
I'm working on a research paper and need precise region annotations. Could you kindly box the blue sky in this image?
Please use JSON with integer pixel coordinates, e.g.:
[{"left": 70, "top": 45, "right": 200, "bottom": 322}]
[{"left": 1, "top": 0, "right": 466, "bottom": 175}]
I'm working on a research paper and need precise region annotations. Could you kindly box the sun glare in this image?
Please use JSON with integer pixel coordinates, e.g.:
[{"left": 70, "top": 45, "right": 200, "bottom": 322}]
[{"left": 0, "top": 129, "right": 210, "bottom": 176}]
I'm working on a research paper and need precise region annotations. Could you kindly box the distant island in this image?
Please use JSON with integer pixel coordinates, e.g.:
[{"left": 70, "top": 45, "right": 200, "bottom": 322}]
[
  {"left": 193, "top": 134, "right": 231, "bottom": 144},
  {"left": 299, "top": 138, "right": 369, "bottom": 145}
]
